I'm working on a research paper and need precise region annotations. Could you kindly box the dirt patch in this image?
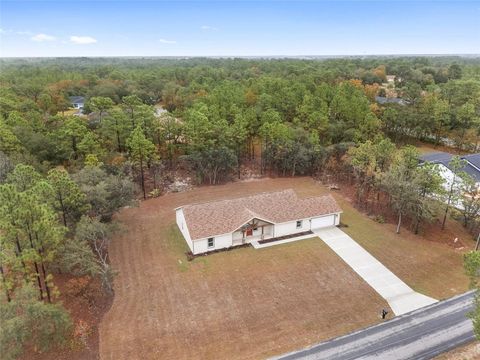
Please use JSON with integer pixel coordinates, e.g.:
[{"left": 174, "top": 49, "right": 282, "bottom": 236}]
[{"left": 434, "top": 341, "right": 480, "bottom": 360}]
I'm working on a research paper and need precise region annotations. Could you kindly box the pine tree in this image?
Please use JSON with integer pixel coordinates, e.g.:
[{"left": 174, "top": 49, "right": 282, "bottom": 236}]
[
  {"left": 47, "top": 168, "right": 89, "bottom": 227},
  {"left": 127, "top": 125, "right": 157, "bottom": 199}
]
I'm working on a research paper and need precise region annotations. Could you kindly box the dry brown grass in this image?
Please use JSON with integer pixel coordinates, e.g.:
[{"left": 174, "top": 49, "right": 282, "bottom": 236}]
[
  {"left": 434, "top": 341, "right": 480, "bottom": 360},
  {"left": 99, "top": 177, "right": 471, "bottom": 360}
]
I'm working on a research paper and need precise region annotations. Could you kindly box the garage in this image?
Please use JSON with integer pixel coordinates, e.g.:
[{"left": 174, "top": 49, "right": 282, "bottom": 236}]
[{"left": 310, "top": 214, "right": 336, "bottom": 229}]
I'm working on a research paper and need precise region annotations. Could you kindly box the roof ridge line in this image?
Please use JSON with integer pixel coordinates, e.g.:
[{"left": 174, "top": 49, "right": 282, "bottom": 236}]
[{"left": 178, "top": 188, "right": 296, "bottom": 209}]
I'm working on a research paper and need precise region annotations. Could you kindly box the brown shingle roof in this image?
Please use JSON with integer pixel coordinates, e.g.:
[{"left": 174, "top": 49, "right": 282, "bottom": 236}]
[{"left": 179, "top": 189, "right": 342, "bottom": 240}]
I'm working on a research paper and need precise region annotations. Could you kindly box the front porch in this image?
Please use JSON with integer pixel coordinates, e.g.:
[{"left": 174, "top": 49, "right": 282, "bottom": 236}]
[
  {"left": 232, "top": 218, "right": 274, "bottom": 246},
  {"left": 250, "top": 231, "right": 317, "bottom": 250}
]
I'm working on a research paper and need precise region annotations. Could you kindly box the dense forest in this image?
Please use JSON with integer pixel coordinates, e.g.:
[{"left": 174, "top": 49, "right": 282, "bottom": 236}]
[{"left": 1, "top": 56, "right": 480, "bottom": 358}]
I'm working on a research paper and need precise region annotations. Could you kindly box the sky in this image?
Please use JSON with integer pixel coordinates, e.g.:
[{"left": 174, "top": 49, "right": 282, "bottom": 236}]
[{"left": 0, "top": 0, "right": 479, "bottom": 57}]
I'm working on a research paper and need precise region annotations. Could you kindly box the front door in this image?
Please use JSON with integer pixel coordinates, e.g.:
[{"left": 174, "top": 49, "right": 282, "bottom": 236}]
[{"left": 246, "top": 228, "right": 253, "bottom": 236}]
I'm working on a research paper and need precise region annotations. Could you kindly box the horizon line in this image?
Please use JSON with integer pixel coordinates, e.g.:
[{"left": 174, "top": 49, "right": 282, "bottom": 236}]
[{"left": 2, "top": 53, "right": 480, "bottom": 59}]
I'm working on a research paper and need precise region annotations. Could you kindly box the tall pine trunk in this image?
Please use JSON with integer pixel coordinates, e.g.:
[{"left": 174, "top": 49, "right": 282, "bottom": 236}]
[
  {"left": 15, "top": 236, "right": 28, "bottom": 275},
  {"left": 442, "top": 176, "right": 456, "bottom": 230},
  {"left": 0, "top": 264, "right": 11, "bottom": 302},
  {"left": 27, "top": 233, "right": 44, "bottom": 300},
  {"left": 396, "top": 212, "right": 402, "bottom": 234},
  {"left": 72, "top": 136, "right": 78, "bottom": 160},
  {"left": 58, "top": 193, "right": 67, "bottom": 227},
  {"left": 36, "top": 233, "right": 52, "bottom": 303},
  {"left": 140, "top": 156, "right": 146, "bottom": 199},
  {"left": 40, "top": 262, "right": 51, "bottom": 303}
]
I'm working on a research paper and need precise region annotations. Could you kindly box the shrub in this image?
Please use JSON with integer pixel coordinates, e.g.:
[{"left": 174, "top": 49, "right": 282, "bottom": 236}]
[{"left": 149, "top": 188, "right": 162, "bottom": 198}]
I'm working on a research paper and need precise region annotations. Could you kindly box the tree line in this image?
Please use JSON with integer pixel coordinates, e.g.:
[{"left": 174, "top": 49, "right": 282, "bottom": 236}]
[
  {"left": 0, "top": 56, "right": 479, "bottom": 356},
  {"left": 0, "top": 162, "right": 135, "bottom": 358}
]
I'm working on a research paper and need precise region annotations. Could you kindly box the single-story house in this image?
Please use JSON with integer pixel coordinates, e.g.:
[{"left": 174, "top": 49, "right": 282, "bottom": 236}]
[
  {"left": 176, "top": 189, "right": 342, "bottom": 255},
  {"left": 69, "top": 96, "right": 85, "bottom": 109},
  {"left": 419, "top": 152, "right": 480, "bottom": 191}
]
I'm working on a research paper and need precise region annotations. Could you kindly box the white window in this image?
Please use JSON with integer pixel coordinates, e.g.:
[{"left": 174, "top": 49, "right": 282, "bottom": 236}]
[
  {"left": 296, "top": 220, "right": 302, "bottom": 229},
  {"left": 207, "top": 237, "right": 214, "bottom": 248}
]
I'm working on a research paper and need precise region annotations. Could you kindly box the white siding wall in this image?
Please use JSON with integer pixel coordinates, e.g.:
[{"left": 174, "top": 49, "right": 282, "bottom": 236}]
[
  {"left": 178, "top": 211, "right": 342, "bottom": 255},
  {"left": 193, "top": 233, "right": 233, "bottom": 255},
  {"left": 274, "top": 219, "right": 309, "bottom": 237},
  {"left": 233, "top": 231, "right": 243, "bottom": 241},
  {"left": 334, "top": 213, "right": 341, "bottom": 226},
  {"left": 176, "top": 208, "right": 193, "bottom": 252},
  {"left": 275, "top": 213, "right": 341, "bottom": 236},
  {"left": 436, "top": 164, "right": 463, "bottom": 191}
]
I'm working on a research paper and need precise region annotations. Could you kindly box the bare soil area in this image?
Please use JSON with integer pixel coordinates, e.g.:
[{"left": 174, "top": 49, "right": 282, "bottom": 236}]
[
  {"left": 98, "top": 177, "right": 472, "bottom": 360},
  {"left": 434, "top": 341, "right": 480, "bottom": 360}
]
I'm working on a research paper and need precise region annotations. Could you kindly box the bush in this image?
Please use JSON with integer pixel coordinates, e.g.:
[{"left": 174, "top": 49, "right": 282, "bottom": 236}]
[
  {"left": 65, "top": 277, "right": 90, "bottom": 297},
  {"left": 149, "top": 188, "right": 162, "bottom": 198},
  {"left": 72, "top": 319, "right": 92, "bottom": 350},
  {"left": 374, "top": 215, "right": 385, "bottom": 224}
]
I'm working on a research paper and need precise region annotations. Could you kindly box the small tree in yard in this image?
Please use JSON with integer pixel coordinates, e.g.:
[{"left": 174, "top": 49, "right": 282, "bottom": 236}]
[
  {"left": 127, "top": 125, "right": 157, "bottom": 199},
  {"left": 441, "top": 156, "right": 469, "bottom": 230},
  {"left": 74, "top": 216, "right": 116, "bottom": 293},
  {"left": 464, "top": 251, "right": 480, "bottom": 339},
  {"left": 460, "top": 174, "right": 480, "bottom": 230},
  {"left": 410, "top": 163, "right": 444, "bottom": 234},
  {"left": 381, "top": 146, "right": 420, "bottom": 234}
]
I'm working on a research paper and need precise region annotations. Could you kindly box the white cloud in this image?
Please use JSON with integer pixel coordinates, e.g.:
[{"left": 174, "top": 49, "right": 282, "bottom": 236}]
[
  {"left": 0, "top": 28, "right": 5, "bottom": 34},
  {"left": 159, "top": 38, "right": 176, "bottom": 44},
  {"left": 31, "top": 33, "right": 56, "bottom": 42},
  {"left": 17, "top": 30, "right": 33, "bottom": 36},
  {"left": 70, "top": 35, "right": 97, "bottom": 44},
  {"left": 201, "top": 25, "right": 218, "bottom": 31}
]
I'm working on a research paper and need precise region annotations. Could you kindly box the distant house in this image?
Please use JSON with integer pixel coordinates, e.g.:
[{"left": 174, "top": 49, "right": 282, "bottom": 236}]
[
  {"left": 69, "top": 96, "right": 85, "bottom": 109},
  {"left": 375, "top": 96, "right": 407, "bottom": 106},
  {"left": 386, "top": 75, "right": 396, "bottom": 84},
  {"left": 419, "top": 152, "right": 480, "bottom": 191},
  {"left": 176, "top": 189, "right": 342, "bottom": 255}
]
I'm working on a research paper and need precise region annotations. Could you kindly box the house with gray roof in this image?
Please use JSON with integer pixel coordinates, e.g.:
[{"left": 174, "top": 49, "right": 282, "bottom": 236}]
[
  {"left": 69, "top": 96, "right": 85, "bottom": 109},
  {"left": 375, "top": 96, "right": 408, "bottom": 106},
  {"left": 419, "top": 151, "right": 480, "bottom": 190}
]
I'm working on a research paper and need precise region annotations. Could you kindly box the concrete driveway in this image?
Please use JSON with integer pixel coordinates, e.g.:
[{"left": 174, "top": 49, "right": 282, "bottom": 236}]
[{"left": 314, "top": 227, "right": 437, "bottom": 315}]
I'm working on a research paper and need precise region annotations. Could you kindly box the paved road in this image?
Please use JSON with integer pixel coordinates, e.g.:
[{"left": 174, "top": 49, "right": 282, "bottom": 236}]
[
  {"left": 273, "top": 291, "right": 476, "bottom": 360},
  {"left": 314, "top": 227, "right": 437, "bottom": 315}
]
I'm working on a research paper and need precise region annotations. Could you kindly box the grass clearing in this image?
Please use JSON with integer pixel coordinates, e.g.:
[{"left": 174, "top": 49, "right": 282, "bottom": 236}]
[
  {"left": 333, "top": 194, "right": 470, "bottom": 299},
  {"left": 99, "top": 177, "right": 471, "bottom": 360}
]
